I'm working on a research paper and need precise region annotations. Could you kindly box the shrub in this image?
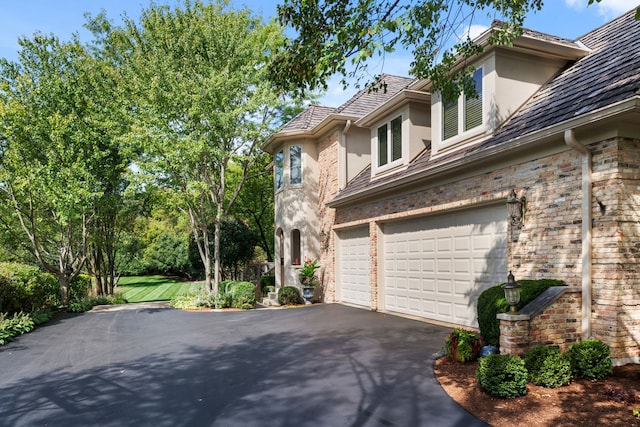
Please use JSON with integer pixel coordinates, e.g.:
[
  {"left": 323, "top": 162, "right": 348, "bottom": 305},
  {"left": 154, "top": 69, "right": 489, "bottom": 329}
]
[
  {"left": 260, "top": 274, "right": 275, "bottom": 294},
  {"left": 227, "top": 281, "right": 257, "bottom": 309},
  {"left": 68, "top": 294, "right": 129, "bottom": 313},
  {"left": 524, "top": 345, "right": 572, "bottom": 388},
  {"left": 171, "top": 290, "right": 217, "bottom": 310},
  {"left": 278, "top": 286, "right": 303, "bottom": 305},
  {"left": 69, "top": 274, "right": 91, "bottom": 303},
  {"left": 477, "top": 279, "right": 565, "bottom": 346},
  {"left": 0, "top": 312, "right": 35, "bottom": 345},
  {"left": 476, "top": 354, "right": 528, "bottom": 398},
  {"left": 444, "top": 328, "right": 483, "bottom": 363},
  {"left": 0, "top": 263, "right": 59, "bottom": 313},
  {"left": 568, "top": 339, "right": 613, "bottom": 380}
]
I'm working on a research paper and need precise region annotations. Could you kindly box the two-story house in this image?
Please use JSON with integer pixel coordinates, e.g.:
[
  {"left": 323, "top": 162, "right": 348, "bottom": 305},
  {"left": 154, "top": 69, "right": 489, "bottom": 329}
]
[{"left": 263, "top": 9, "right": 640, "bottom": 364}]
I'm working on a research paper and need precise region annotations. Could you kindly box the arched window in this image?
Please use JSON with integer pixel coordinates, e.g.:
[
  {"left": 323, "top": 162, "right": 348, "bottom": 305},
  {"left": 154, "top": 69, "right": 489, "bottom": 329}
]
[{"left": 291, "top": 229, "right": 301, "bottom": 265}]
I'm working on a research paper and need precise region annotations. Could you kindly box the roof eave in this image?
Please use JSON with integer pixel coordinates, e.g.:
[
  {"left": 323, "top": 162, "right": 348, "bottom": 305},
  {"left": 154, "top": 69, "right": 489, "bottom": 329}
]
[{"left": 355, "top": 90, "right": 431, "bottom": 127}]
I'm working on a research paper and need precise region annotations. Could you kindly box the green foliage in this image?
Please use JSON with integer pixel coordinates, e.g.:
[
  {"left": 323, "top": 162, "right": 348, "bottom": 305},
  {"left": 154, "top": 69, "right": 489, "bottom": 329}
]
[
  {"left": 188, "top": 218, "right": 258, "bottom": 280},
  {"left": 633, "top": 407, "right": 640, "bottom": 419},
  {"left": 89, "top": 1, "right": 291, "bottom": 292},
  {"left": 69, "top": 274, "right": 91, "bottom": 303},
  {"left": 30, "top": 310, "right": 54, "bottom": 325},
  {"left": 568, "top": 339, "right": 613, "bottom": 380},
  {"left": 170, "top": 280, "right": 256, "bottom": 310},
  {"left": 260, "top": 274, "right": 275, "bottom": 294},
  {"left": 226, "top": 281, "right": 257, "bottom": 309},
  {"left": 477, "top": 279, "right": 565, "bottom": 346},
  {"left": 270, "top": 0, "right": 546, "bottom": 98},
  {"left": 476, "top": 354, "right": 528, "bottom": 398},
  {"left": 67, "top": 294, "right": 128, "bottom": 313},
  {"left": 278, "top": 286, "right": 303, "bottom": 306},
  {"left": 524, "top": 345, "right": 572, "bottom": 388},
  {"left": 0, "top": 312, "right": 35, "bottom": 345},
  {"left": 444, "top": 328, "right": 483, "bottom": 363},
  {"left": 0, "top": 263, "right": 59, "bottom": 313},
  {"left": 170, "top": 290, "right": 217, "bottom": 310},
  {"left": 299, "top": 258, "right": 320, "bottom": 286}
]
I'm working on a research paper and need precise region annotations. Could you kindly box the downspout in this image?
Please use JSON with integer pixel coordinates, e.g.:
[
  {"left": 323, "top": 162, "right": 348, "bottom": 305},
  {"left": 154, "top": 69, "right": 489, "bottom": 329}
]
[{"left": 564, "top": 129, "right": 592, "bottom": 339}]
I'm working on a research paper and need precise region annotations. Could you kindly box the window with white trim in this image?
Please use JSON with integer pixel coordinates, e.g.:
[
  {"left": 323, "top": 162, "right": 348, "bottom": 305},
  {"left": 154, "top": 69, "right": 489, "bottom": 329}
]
[
  {"left": 377, "top": 115, "right": 403, "bottom": 167},
  {"left": 442, "top": 68, "right": 483, "bottom": 140}
]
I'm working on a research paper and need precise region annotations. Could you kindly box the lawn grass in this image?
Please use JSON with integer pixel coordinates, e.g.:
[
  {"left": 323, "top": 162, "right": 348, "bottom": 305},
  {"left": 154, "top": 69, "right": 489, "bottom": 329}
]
[{"left": 117, "top": 275, "right": 204, "bottom": 303}]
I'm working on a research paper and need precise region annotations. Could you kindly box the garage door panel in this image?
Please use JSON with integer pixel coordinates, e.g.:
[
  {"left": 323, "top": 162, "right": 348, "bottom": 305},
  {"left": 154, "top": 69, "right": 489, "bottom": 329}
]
[
  {"left": 383, "top": 204, "right": 507, "bottom": 327},
  {"left": 337, "top": 227, "right": 371, "bottom": 307}
]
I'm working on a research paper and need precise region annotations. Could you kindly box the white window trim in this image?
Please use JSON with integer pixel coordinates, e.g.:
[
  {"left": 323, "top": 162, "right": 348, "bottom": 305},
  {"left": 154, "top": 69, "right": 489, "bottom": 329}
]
[
  {"left": 372, "top": 109, "right": 409, "bottom": 176},
  {"left": 434, "top": 67, "right": 487, "bottom": 153}
]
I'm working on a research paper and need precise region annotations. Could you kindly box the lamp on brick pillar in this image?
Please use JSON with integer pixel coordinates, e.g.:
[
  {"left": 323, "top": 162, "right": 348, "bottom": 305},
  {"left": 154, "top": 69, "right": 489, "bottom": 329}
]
[
  {"left": 506, "top": 189, "right": 525, "bottom": 226},
  {"left": 502, "top": 271, "right": 522, "bottom": 313}
]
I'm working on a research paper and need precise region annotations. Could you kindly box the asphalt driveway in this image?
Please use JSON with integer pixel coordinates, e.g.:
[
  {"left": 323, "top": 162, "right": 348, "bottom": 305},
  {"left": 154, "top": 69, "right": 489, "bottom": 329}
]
[{"left": 0, "top": 303, "right": 488, "bottom": 427}]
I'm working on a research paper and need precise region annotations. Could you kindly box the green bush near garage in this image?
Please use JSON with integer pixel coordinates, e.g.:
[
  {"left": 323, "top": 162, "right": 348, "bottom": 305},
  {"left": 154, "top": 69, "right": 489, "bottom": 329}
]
[
  {"left": 476, "top": 354, "right": 528, "bottom": 398},
  {"left": 278, "top": 286, "right": 303, "bottom": 306},
  {"left": 477, "top": 279, "right": 566, "bottom": 346}
]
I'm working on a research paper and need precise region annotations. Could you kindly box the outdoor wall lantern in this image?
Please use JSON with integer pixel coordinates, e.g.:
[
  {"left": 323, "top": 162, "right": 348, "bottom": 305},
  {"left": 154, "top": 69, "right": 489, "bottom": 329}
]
[
  {"left": 502, "top": 271, "right": 522, "bottom": 314},
  {"left": 506, "top": 189, "right": 526, "bottom": 226}
]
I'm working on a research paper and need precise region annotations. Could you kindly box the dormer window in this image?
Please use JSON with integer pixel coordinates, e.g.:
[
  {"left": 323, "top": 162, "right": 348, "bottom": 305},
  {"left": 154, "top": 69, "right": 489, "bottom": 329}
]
[
  {"left": 377, "top": 115, "right": 402, "bottom": 167},
  {"left": 442, "top": 68, "right": 483, "bottom": 140}
]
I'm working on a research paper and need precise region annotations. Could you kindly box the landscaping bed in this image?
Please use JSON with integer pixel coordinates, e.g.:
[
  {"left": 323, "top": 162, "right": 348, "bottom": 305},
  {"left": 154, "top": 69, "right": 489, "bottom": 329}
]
[{"left": 434, "top": 357, "right": 640, "bottom": 426}]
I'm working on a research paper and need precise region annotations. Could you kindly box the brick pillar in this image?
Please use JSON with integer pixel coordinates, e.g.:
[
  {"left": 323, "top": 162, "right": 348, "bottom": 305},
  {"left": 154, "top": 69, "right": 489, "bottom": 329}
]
[{"left": 498, "top": 314, "right": 531, "bottom": 356}]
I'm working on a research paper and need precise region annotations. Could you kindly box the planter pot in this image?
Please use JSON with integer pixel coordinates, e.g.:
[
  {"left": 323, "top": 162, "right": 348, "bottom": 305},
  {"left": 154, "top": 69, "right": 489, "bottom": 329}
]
[{"left": 301, "top": 285, "right": 314, "bottom": 304}]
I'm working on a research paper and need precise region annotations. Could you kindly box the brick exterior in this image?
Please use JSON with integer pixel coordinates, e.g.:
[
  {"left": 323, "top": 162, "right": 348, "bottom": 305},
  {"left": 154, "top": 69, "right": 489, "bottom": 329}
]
[
  {"left": 315, "top": 135, "right": 640, "bottom": 363},
  {"left": 317, "top": 130, "right": 339, "bottom": 302},
  {"left": 499, "top": 290, "right": 582, "bottom": 356}
]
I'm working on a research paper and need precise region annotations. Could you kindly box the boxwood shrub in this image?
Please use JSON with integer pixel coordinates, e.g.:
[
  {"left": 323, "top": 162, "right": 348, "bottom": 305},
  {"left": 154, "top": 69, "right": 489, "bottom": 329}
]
[
  {"left": 477, "top": 279, "right": 565, "bottom": 346},
  {"left": 524, "top": 345, "right": 572, "bottom": 388},
  {"left": 476, "top": 354, "right": 528, "bottom": 398},
  {"left": 278, "top": 286, "right": 303, "bottom": 305},
  {"left": 568, "top": 339, "right": 612, "bottom": 380}
]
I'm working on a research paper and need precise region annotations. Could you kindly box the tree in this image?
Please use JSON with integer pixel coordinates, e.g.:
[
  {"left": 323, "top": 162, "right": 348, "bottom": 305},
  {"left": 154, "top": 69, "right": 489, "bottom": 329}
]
[
  {"left": 228, "top": 153, "right": 275, "bottom": 262},
  {"left": 0, "top": 34, "right": 130, "bottom": 304},
  {"left": 269, "top": 0, "right": 640, "bottom": 100},
  {"left": 88, "top": 1, "right": 292, "bottom": 294}
]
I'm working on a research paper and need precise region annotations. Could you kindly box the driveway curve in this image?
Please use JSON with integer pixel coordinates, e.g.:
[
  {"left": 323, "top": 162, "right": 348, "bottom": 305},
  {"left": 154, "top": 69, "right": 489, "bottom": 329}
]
[{"left": 0, "top": 303, "right": 488, "bottom": 427}]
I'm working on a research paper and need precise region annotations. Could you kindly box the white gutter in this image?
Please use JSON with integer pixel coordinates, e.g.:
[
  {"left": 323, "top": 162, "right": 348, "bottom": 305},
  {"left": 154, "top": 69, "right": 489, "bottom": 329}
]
[{"left": 564, "top": 129, "right": 592, "bottom": 339}]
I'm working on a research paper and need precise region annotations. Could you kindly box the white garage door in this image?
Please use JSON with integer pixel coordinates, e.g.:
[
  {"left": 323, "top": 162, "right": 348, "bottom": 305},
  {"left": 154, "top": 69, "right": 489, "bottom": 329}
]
[
  {"left": 336, "top": 227, "right": 371, "bottom": 307},
  {"left": 382, "top": 205, "right": 507, "bottom": 327}
]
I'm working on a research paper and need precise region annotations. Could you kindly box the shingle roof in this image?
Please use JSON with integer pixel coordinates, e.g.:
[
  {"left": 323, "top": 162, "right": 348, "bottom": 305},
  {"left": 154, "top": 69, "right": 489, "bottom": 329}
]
[
  {"left": 335, "top": 74, "right": 416, "bottom": 117},
  {"left": 279, "top": 105, "right": 336, "bottom": 133},
  {"left": 332, "top": 9, "right": 640, "bottom": 205}
]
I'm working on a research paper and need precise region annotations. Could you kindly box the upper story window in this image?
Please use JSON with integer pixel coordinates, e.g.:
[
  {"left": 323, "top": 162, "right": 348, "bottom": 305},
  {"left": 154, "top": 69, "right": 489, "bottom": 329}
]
[
  {"left": 443, "top": 68, "right": 483, "bottom": 140},
  {"left": 275, "top": 150, "right": 284, "bottom": 190},
  {"left": 289, "top": 145, "right": 302, "bottom": 185},
  {"left": 377, "top": 115, "right": 402, "bottom": 167}
]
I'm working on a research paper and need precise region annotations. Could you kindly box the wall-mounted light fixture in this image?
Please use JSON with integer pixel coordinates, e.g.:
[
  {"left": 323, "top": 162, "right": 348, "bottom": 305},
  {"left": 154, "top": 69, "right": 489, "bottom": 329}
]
[{"left": 506, "top": 189, "right": 526, "bottom": 226}]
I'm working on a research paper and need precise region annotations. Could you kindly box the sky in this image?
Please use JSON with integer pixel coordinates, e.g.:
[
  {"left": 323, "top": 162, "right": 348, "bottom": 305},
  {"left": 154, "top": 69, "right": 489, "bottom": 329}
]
[{"left": 0, "top": 0, "right": 638, "bottom": 107}]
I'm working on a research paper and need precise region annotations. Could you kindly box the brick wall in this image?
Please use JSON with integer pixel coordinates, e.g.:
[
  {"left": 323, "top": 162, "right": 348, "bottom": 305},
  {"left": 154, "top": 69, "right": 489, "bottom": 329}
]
[
  {"left": 498, "top": 289, "right": 582, "bottom": 356},
  {"left": 317, "top": 130, "right": 339, "bottom": 302},
  {"left": 319, "top": 132, "right": 640, "bottom": 362}
]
